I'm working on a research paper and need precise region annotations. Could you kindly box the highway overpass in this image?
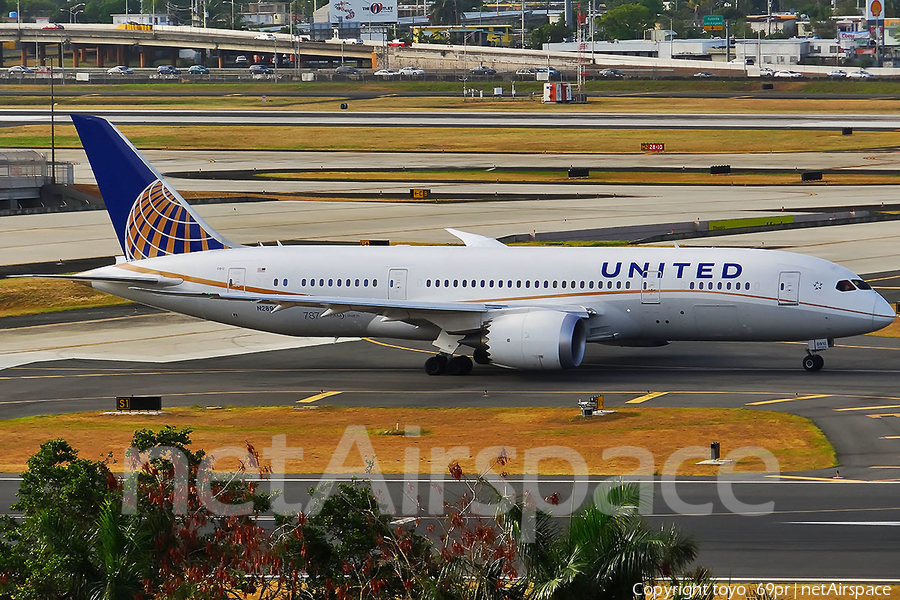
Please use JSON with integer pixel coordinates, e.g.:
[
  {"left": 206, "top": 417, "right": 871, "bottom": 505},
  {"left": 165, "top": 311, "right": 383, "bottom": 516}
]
[{"left": 0, "top": 23, "right": 375, "bottom": 68}]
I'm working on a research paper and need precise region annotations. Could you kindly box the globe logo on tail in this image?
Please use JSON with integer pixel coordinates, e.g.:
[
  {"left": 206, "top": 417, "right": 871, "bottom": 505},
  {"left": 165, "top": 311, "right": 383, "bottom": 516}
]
[{"left": 124, "top": 180, "right": 226, "bottom": 260}]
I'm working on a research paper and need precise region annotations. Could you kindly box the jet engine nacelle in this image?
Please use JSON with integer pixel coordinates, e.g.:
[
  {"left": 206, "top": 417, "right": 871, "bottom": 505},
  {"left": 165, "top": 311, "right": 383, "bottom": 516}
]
[{"left": 485, "top": 310, "right": 587, "bottom": 370}]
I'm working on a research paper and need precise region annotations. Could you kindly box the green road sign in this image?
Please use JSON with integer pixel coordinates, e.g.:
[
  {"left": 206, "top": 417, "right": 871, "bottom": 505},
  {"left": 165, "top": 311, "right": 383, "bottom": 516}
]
[{"left": 703, "top": 15, "right": 724, "bottom": 26}]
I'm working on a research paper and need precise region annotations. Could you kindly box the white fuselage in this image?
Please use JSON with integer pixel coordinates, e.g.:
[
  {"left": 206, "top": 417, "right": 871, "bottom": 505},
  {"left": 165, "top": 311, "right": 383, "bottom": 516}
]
[{"left": 89, "top": 245, "right": 894, "bottom": 346}]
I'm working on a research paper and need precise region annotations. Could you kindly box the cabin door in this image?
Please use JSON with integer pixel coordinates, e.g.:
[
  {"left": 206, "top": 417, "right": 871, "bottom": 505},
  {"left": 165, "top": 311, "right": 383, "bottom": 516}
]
[
  {"left": 388, "top": 268, "right": 408, "bottom": 300},
  {"left": 778, "top": 271, "right": 800, "bottom": 305}
]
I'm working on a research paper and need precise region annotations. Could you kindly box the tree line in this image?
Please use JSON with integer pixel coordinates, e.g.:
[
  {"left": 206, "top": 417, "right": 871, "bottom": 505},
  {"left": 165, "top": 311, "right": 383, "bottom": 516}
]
[{"left": 0, "top": 425, "right": 717, "bottom": 599}]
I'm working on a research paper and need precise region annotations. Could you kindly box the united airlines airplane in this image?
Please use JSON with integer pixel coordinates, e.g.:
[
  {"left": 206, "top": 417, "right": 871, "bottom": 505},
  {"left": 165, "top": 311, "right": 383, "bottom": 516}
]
[{"left": 33, "top": 115, "right": 895, "bottom": 375}]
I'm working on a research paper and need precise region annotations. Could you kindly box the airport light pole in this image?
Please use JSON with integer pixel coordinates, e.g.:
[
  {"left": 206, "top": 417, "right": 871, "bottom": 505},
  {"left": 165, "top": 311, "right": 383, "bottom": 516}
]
[{"left": 69, "top": 3, "right": 85, "bottom": 23}]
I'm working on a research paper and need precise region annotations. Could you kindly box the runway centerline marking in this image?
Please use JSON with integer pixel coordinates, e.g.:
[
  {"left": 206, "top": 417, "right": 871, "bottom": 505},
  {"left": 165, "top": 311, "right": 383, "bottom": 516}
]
[
  {"left": 835, "top": 404, "right": 900, "bottom": 412},
  {"left": 626, "top": 391, "right": 668, "bottom": 404},
  {"left": 747, "top": 394, "right": 831, "bottom": 406},
  {"left": 297, "top": 391, "right": 342, "bottom": 404}
]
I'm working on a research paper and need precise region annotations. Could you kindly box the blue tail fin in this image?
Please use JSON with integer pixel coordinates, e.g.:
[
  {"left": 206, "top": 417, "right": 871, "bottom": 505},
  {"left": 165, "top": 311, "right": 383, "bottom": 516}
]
[{"left": 71, "top": 114, "right": 236, "bottom": 261}]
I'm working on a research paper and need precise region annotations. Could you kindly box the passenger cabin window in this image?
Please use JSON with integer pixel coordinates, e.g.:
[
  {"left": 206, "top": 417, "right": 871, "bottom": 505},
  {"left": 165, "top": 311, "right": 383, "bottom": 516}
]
[
  {"left": 836, "top": 280, "right": 856, "bottom": 292},
  {"left": 852, "top": 279, "right": 872, "bottom": 290}
]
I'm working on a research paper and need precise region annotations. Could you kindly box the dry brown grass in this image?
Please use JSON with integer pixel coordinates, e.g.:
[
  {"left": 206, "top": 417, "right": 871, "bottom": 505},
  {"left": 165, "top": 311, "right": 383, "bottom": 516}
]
[
  {"left": 0, "top": 277, "right": 129, "bottom": 318},
  {"left": 0, "top": 406, "right": 834, "bottom": 475},
  {"left": 6, "top": 124, "right": 900, "bottom": 154}
]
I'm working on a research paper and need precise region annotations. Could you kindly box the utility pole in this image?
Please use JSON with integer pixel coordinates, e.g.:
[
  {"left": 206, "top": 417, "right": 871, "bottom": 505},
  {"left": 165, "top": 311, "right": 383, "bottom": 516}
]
[
  {"left": 50, "top": 65, "right": 56, "bottom": 185},
  {"left": 521, "top": 0, "right": 526, "bottom": 49}
]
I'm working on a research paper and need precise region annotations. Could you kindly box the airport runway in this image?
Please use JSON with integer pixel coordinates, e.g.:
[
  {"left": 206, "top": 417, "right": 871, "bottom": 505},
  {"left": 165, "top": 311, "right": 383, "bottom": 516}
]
[{"left": 3, "top": 108, "right": 900, "bottom": 130}]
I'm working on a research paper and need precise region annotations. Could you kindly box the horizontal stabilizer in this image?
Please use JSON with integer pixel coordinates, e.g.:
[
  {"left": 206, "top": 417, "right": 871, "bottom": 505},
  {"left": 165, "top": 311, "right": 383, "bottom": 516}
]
[{"left": 14, "top": 274, "right": 184, "bottom": 286}]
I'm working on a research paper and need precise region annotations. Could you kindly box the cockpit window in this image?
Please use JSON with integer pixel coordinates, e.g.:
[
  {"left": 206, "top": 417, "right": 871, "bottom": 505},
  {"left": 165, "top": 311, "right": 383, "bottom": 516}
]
[
  {"left": 851, "top": 279, "right": 872, "bottom": 290},
  {"left": 836, "top": 280, "right": 856, "bottom": 292}
]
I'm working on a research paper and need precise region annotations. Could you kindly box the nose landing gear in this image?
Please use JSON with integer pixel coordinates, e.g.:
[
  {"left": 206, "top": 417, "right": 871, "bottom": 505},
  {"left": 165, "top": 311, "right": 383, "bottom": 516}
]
[
  {"left": 424, "top": 354, "right": 473, "bottom": 376},
  {"left": 802, "top": 353, "right": 824, "bottom": 372},
  {"left": 803, "top": 338, "right": 831, "bottom": 372}
]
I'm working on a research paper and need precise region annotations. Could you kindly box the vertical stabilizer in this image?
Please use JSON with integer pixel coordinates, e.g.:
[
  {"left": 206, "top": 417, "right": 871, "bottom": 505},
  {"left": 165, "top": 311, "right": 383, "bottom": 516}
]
[{"left": 70, "top": 114, "right": 237, "bottom": 260}]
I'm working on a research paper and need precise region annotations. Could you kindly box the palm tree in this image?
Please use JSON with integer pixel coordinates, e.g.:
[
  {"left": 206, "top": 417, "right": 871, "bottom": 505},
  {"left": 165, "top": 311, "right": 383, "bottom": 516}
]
[
  {"left": 512, "top": 482, "right": 698, "bottom": 600},
  {"left": 88, "top": 500, "right": 152, "bottom": 600}
]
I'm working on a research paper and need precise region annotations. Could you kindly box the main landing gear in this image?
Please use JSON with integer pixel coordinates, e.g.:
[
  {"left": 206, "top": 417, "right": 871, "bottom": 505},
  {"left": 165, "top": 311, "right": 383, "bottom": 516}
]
[{"left": 424, "top": 354, "right": 474, "bottom": 376}]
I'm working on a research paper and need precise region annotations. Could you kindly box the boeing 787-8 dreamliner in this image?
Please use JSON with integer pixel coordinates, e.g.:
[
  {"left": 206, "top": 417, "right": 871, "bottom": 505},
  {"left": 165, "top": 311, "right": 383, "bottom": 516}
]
[{"left": 28, "top": 115, "right": 895, "bottom": 375}]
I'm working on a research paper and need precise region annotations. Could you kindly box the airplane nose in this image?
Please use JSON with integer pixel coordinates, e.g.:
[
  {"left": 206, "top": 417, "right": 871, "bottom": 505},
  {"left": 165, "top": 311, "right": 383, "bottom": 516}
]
[{"left": 873, "top": 295, "right": 896, "bottom": 330}]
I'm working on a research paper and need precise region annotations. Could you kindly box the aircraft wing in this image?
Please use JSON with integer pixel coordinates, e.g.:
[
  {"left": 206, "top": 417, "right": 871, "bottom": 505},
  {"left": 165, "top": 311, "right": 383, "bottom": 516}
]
[
  {"left": 13, "top": 274, "right": 184, "bottom": 286},
  {"left": 129, "top": 287, "right": 509, "bottom": 313}
]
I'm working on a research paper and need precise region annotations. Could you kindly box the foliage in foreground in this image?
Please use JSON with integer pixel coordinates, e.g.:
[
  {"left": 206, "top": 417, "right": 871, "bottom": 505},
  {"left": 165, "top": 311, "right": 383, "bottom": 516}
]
[{"left": 0, "top": 427, "right": 702, "bottom": 599}]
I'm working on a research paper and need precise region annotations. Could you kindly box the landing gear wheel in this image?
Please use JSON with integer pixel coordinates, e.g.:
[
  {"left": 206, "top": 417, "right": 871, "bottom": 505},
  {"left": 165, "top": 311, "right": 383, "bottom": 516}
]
[
  {"left": 813, "top": 354, "right": 824, "bottom": 370},
  {"left": 473, "top": 349, "right": 491, "bottom": 365},
  {"left": 803, "top": 354, "right": 824, "bottom": 372},
  {"left": 447, "top": 355, "right": 474, "bottom": 376},
  {"left": 425, "top": 355, "right": 448, "bottom": 376}
]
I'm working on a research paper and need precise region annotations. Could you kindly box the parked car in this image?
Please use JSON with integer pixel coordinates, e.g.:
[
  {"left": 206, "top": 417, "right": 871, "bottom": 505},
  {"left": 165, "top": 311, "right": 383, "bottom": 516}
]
[
  {"left": 398, "top": 66, "right": 424, "bottom": 77},
  {"left": 758, "top": 67, "right": 775, "bottom": 77},
  {"left": 235, "top": 55, "right": 248, "bottom": 64},
  {"left": 515, "top": 67, "right": 537, "bottom": 76},
  {"left": 374, "top": 68, "right": 399, "bottom": 77},
  {"left": 388, "top": 39, "right": 410, "bottom": 47},
  {"left": 107, "top": 65, "right": 134, "bottom": 75},
  {"left": 847, "top": 69, "right": 874, "bottom": 79},
  {"left": 156, "top": 65, "right": 180, "bottom": 75},
  {"left": 597, "top": 68, "right": 624, "bottom": 78},
  {"left": 341, "top": 38, "right": 364, "bottom": 44},
  {"left": 8, "top": 65, "right": 35, "bottom": 74},
  {"left": 335, "top": 65, "right": 361, "bottom": 75},
  {"left": 535, "top": 66, "right": 561, "bottom": 79},
  {"left": 41, "top": 23, "right": 64, "bottom": 29},
  {"left": 254, "top": 32, "right": 277, "bottom": 41},
  {"left": 249, "top": 64, "right": 273, "bottom": 74},
  {"left": 774, "top": 70, "right": 802, "bottom": 78},
  {"left": 827, "top": 69, "right": 847, "bottom": 78},
  {"left": 693, "top": 71, "right": 715, "bottom": 78},
  {"left": 188, "top": 65, "right": 210, "bottom": 74},
  {"left": 469, "top": 65, "right": 497, "bottom": 76}
]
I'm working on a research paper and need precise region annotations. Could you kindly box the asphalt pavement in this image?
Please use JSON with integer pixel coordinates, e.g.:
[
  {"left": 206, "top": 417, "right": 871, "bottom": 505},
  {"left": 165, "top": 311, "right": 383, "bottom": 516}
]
[{"left": 5, "top": 108, "right": 900, "bottom": 130}]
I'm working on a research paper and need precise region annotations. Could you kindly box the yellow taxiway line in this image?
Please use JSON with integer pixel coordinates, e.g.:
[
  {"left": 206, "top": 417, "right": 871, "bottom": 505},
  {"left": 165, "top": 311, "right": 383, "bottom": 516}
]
[
  {"left": 835, "top": 405, "right": 900, "bottom": 412},
  {"left": 765, "top": 475, "right": 867, "bottom": 483},
  {"left": 866, "top": 413, "right": 900, "bottom": 419},
  {"left": 297, "top": 391, "right": 342, "bottom": 404},
  {"left": 747, "top": 394, "right": 831, "bottom": 406},
  {"left": 626, "top": 391, "right": 669, "bottom": 404}
]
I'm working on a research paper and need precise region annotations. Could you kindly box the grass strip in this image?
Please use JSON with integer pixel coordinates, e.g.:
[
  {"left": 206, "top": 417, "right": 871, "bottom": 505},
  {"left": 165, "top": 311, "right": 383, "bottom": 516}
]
[
  {"left": 10, "top": 95, "right": 900, "bottom": 115},
  {"left": 0, "top": 277, "right": 130, "bottom": 318},
  {"left": 6, "top": 124, "right": 900, "bottom": 153},
  {"left": 0, "top": 405, "right": 835, "bottom": 475}
]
